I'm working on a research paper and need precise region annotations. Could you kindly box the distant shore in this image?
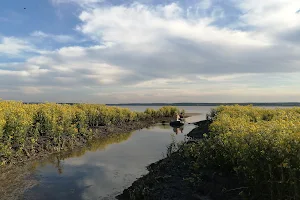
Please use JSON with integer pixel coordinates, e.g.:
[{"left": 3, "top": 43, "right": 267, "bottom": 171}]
[
  {"left": 106, "top": 102, "right": 300, "bottom": 107},
  {"left": 23, "top": 102, "right": 300, "bottom": 107}
]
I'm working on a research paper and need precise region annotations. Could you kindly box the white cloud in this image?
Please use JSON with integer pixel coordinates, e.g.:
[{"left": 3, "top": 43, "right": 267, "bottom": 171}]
[
  {"left": 31, "top": 31, "right": 76, "bottom": 43},
  {"left": 1, "top": 1, "right": 300, "bottom": 102},
  {"left": 51, "top": 0, "right": 105, "bottom": 6},
  {"left": 57, "top": 46, "right": 86, "bottom": 57},
  {"left": 0, "top": 45, "right": 132, "bottom": 94},
  {"left": 77, "top": 3, "right": 270, "bottom": 47},
  {"left": 197, "top": 74, "right": 254, "bottom": 81},
  {"left": 234, "top": 0, "right": 300, "bottom": 30},
  {"left": 26, "top": 65, "right": 50, "bottom": 77},
  {"left": 0, "top": 37, "right": 35, "bottom": 56},
  {"left": 74, "top": 2, "right": 300, "bottom": 78},
  {"left": 0, "top": 69, "right": 29, "bottom": 77},
  {"left": 233, "top": 0, "right": 300, "bottom": 45},
  {"left": 161, "top": 3, "right": 183, "bottom": 19},
  {"left": 132, "top": 77, "right": 195, "bottom": 88},
  {"left": 31, "top": 31, "right": 48, "bottom": 38},
  {"left": 27, "top": 56, "right": 55, "bottom": 65},
  {"left": 20, "top": 86, "right": 43, "bottom": 94}
]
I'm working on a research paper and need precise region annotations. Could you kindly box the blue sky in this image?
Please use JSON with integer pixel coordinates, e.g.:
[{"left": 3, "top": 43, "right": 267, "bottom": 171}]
[
  {"left": 0, "top": 0, "right": 300, "bottom": 103},
  {"left": 0, "top": 0, "right": 77, "bottom": 34}
]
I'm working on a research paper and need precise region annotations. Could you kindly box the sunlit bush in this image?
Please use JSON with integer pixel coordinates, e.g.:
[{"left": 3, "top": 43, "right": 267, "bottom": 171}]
[
  {"left": 185, "top": 105, "right": 300, "bottom": 199},
  {"left": 0, "top": 100, "right": 180, "bottom": 165}
]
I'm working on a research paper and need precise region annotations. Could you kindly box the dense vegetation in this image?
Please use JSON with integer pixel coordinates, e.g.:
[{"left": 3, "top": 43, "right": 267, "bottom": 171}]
[
  {"left": 0, "top": 100, "right": 181, "bottom": 166},
  {"left": 119, "top": 105, "right": 300, "bottom": 200},
  {"left": 185, "top": 105, "right": 300, "bottom": 199}
]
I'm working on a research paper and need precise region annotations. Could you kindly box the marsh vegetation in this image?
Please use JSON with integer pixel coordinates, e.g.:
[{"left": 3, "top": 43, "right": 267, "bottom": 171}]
[
  {"left": 119, "top": 105, "right": 300, "bottom": 200},
  {"left": 0, "top": 100, "right": 181, "bottom": 166}
]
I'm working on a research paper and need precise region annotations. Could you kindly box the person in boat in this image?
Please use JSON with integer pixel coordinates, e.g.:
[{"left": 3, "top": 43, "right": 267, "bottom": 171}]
[
  {"left": 176, "top": 113, "right": 180, "bottom": 121},
  {"left": 179, "top": 113, "right": 184, "bottom": 121}
]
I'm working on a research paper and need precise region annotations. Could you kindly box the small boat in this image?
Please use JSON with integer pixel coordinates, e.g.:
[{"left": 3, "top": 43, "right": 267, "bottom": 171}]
[{"left": 169, "top": 120, "right": 185, "bottom": 127}]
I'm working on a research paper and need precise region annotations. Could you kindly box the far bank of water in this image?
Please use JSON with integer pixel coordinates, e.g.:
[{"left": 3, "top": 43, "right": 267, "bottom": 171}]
[{"left": 118, "top": 106, "right": 214, "bottom": 123}]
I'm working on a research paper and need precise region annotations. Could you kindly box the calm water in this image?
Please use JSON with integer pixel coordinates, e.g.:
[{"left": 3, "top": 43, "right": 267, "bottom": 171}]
[{"left": 19, "top": 106, "right": 213, "bottom": 200}]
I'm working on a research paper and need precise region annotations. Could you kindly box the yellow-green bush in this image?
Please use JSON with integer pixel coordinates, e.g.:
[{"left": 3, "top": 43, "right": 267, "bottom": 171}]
[
  {"left": 185, "top": 105, "right": 300, "bottom": 199},
  {"left": 0, "top": 100, "right": 180, "bottom": 165}
]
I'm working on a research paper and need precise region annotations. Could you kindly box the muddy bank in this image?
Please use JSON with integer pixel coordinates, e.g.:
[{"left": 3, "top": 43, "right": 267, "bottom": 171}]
[
  {"left": 187, "top": 120, "right": 211, "bottom": 139},
  {"left": 0, "top": 162, "right": 38, "bottom": 200},
  {"left": 117, "top": 120, "right": 243, "bottom": 200},
  {"left": 117, "top": 147, "right": 242, "bottom": 200},
  {"left": 1, "top": 116, "right": 176, "bottom": 169}
]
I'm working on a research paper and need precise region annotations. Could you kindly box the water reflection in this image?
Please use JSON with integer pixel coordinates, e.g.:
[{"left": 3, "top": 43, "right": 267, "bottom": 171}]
[
  {"left": 22, "top": 132, "right": 135, "bottom": 200},
  {"left": 16, "top": 122, "right": 197, "bottom": 200},
  {"left": 0, "top": 164, "right": 38, "bottom": 200},
  {"left": 173, "top": 126, "right": 184, "bottom": 135},
  {"left": 30, "top": 132, "right": 134, "bottom": 175},
  {"left": 157, "top": 123, "right": 172, "bottom": 130}
]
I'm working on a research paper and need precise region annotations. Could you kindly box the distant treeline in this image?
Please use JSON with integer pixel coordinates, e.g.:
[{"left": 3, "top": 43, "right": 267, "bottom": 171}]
[
  {"left": 23, "top": 102, "right": 300, "bottom": 107},
  {"left": 106, "top": 102, "right": 300, "bottom": 107}
]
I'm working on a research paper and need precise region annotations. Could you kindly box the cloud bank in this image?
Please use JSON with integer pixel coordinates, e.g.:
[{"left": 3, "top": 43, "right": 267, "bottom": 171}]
[{"left": 0, "top": 0, "right": 300, "bottom": 103}]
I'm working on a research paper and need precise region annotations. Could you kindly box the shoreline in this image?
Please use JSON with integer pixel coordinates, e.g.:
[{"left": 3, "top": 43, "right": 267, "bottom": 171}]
[
  {"left": 0, "top": 116, "right": 176, "bottom": 200},
  {"left": 1, "top": 113, "right": 196, "bottom": 170},
  {"left": 0, "top": 102, "right": 188, "bottom": 169},
  {"left": 116, "top": 119, "right": 241, "bottom": 200},
  {"left": 0, "top": 116, "right": 178, "bottom": 170}
]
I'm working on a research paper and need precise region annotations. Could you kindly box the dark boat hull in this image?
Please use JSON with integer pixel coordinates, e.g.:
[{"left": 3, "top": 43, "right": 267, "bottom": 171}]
[{"left": 169, "top": 120, "right": 185, "bottom": 127}]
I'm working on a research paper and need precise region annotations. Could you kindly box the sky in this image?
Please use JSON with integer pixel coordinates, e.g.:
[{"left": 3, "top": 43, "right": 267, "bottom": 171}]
[{"left": 0, "top": 0, "right": 300, "bottom": 103}]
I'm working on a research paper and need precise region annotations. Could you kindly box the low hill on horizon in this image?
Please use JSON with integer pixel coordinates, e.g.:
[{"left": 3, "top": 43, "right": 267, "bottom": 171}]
[
  {"left": 106, "top": 102, "right": 300, "bottom": 107},
  {"left": 18, "top": 102, "right": 300, "bottom": 107}
]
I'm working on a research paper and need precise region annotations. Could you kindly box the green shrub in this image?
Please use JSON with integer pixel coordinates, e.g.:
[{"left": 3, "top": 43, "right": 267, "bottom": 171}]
[
  {"left": 185, "top": 105, "right": 300, "bottom": 199},
  {"left": 0, "top": 100, "right": 182, "bottom": 165}
]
